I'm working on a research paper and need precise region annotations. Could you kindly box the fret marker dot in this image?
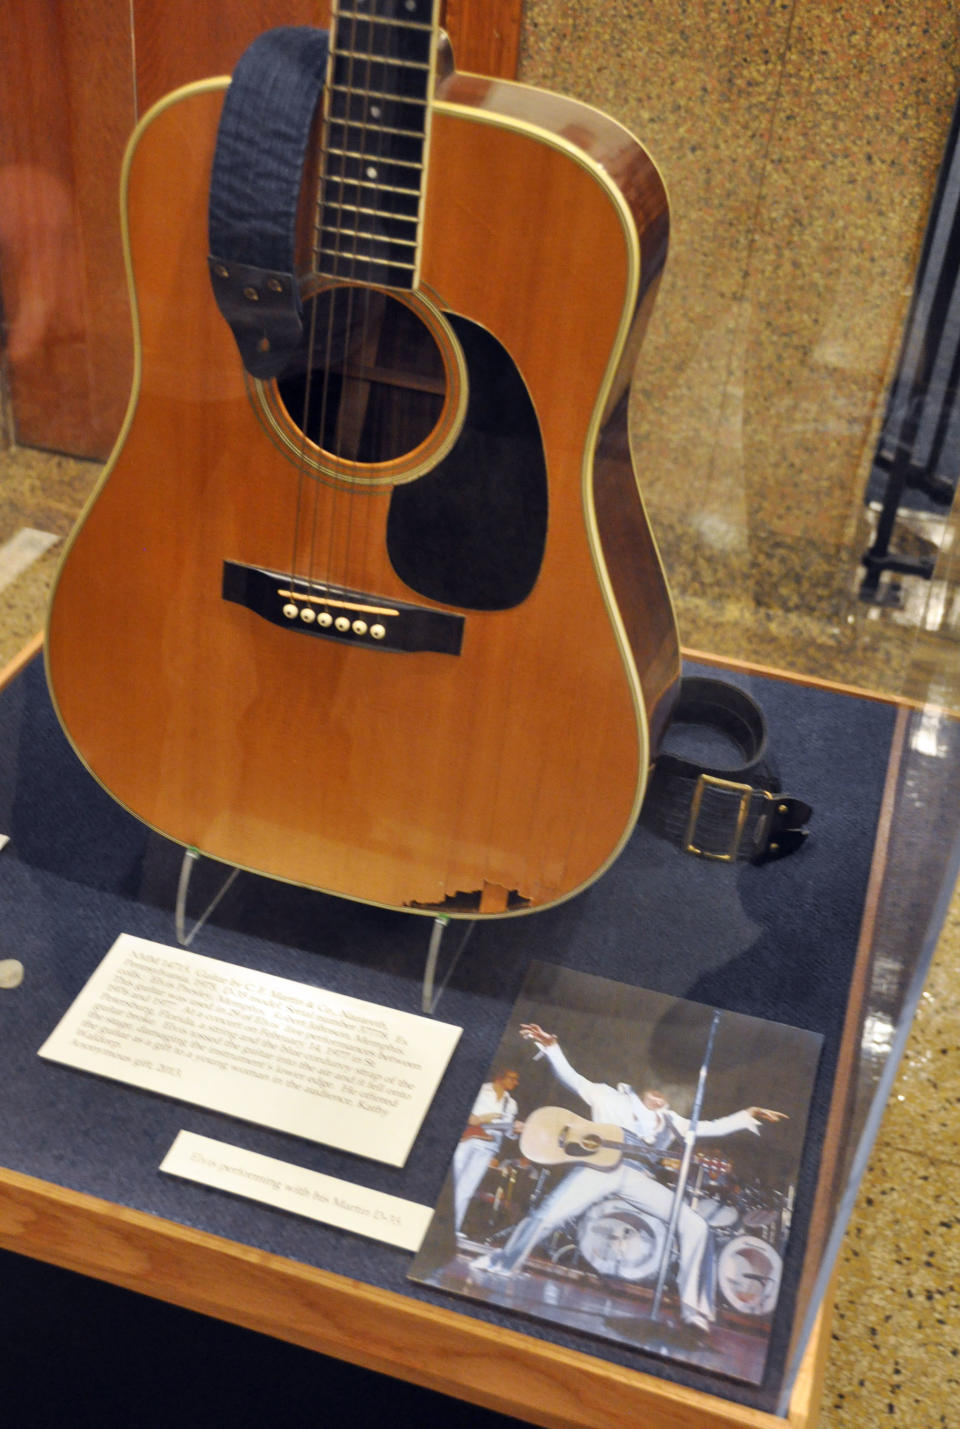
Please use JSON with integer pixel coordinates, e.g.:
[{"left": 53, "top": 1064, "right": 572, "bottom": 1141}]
[
  {"left": 366, "top": 166, "right": 378, "bottom": 179},
  {"left": 370, "top": 105, "right": 381, "bottom": 118}
]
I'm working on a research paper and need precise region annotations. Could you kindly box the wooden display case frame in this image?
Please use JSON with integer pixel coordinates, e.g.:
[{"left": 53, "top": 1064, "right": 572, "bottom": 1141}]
[{"left": 0, "top": 1163, "right": 830, "bottom": 1429}]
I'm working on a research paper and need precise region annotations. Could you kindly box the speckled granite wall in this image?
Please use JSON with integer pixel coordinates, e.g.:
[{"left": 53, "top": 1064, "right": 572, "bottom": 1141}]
[
  {"left": 518, "top": 0, "right": 960, "bottom": 690},
  {"left": 512, "top": 14, "right": 960, "bottom": 1422}
]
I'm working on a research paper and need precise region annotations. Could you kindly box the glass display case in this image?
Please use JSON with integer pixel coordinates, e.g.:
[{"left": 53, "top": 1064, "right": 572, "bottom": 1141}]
[{"left": 1, "top": 3, "right": 959, "bottom": 1425}]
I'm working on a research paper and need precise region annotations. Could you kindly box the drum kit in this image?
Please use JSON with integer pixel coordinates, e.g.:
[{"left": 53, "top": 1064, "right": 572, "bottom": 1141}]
[{"left": 469, "top": 1146, "right": 790, "bottom": 1320}]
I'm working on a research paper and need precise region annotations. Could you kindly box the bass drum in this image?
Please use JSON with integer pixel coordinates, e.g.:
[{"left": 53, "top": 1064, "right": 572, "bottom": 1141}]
[
  {"left": 717, "top": 1234, "right": 783, "bottom": 1316},
  {"left": 578, "top": 1197, "right": 668, "bottom": 1282}
]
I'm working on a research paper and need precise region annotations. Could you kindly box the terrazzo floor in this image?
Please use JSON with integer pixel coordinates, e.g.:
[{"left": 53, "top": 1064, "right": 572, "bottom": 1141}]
[{"left": 1, "top": 443, "right": 958, "bottom": 1427}]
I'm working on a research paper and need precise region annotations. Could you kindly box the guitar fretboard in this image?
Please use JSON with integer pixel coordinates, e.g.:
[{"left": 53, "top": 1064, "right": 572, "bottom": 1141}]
[{"left": 318, "top": 0, "right": 439, "bottom": 288}]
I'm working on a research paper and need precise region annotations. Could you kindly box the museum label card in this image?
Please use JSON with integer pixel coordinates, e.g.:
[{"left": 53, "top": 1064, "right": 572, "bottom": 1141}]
[
  {"left": 161, "top": 1131, "right": 433, "bottom": 1251},
  {"left": 39, "top": 933, "right": 461, "bottom": 1166}
]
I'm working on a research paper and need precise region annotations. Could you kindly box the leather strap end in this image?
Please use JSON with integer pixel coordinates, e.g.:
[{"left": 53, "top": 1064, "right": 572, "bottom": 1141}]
[
  {"left": 752, "top": 795, "right": 812, "bottom": 864},
  {"left": 208, "top": 256, "right": 303, "bottom": 379}
]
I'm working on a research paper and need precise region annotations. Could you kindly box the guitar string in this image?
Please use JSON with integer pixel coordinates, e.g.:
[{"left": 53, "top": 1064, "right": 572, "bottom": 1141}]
[
  {"left": 331, "top": 0, "right": 381, "bottom": 598},
  {"left": 285, "top": 46, "right": 331, "bottom": 609},
  {"left": 287, "top": 9, "right": 341, "bottom": 607},
  {"left": 361, "top": 0, "right": 423, "bottom": 596},
  {"left": 361, "top": 0, "right": 411, "bottom": 597},
  {"left": 321, "top": 0, "right": 388, "bottom": 599},
  {"left": 286, "top": 282, "right": 322, "bottom": 603},
  {"left": 293, "top": 6, "right": 416, "bottom": 627},
  {"left": 313, "top": 0, "right": 363, "bottom": 601},
  {"left": 336, "top": 0, "right": 425, "bottom": 602},
  {"left": 313, "top": 1, "right": 429, "bottom": 605}
]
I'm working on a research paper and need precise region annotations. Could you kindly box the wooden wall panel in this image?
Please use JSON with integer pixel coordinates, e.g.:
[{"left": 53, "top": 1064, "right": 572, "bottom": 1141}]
[
  {"left": 131, "top": 1, "right": 330, "bottom": 116},
  {"left": 0, "top": 1, "right": 523, "bottom": 460},
  {"left": 0, "top": 0, "right": 135, "bottom": 457}
]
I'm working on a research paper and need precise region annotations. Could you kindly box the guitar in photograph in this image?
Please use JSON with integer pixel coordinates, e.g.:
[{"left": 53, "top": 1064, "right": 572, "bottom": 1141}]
[
  {"left": 520, "top": 1106, "right": 664, "bottom": 1171},
  {"left": 45, "top": 0, "right": 680, "bottom": 917}
]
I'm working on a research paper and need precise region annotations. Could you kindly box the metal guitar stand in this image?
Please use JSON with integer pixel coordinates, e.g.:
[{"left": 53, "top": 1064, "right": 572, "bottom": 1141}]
[{"left": 174, "top": 846, "right": 475, "bottom": 1014}]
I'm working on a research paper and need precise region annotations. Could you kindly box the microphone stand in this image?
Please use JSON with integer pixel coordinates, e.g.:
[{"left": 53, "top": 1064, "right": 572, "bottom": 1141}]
[{"left": 650, "top": 1008, "right": 721, "bottom": 1324}]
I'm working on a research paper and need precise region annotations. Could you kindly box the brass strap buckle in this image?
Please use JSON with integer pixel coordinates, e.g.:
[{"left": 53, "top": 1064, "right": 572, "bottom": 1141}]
[{"left": 683, "top": 775, "right": 774, "bottom": 862}]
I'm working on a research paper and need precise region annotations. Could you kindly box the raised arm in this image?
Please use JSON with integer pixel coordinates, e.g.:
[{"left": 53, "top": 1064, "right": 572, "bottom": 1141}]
[
  {"left": 670, "top": 1106, "right": 789, "bottom": 1139},
  {"left": 519, "top": 1023, "right": 600, "bottom": 1105}
]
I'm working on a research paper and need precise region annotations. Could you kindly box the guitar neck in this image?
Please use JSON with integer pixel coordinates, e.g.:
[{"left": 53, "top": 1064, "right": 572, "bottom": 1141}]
[{"left": 318, "top": 0, "right": 441, "bottom": 288}]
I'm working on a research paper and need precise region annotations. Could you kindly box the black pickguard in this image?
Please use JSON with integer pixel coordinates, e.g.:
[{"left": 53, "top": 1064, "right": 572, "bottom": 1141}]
[{"left": 386, "top": 314, "right": 548, "bottom": 611}]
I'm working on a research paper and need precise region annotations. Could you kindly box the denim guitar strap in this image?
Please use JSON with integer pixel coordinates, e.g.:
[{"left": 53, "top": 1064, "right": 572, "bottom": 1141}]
[{"left": 207, "top": 26, "right": 330, "bottom": 379}]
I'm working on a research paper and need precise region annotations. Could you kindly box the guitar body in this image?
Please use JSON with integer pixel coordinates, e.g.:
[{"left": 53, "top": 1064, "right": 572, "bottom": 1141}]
[
  {"left": 45, "top": 62, "right": 679, "bottom": 918},
  {"left": 520, "top": 1107, "right": 625, "bottom": 1169}
]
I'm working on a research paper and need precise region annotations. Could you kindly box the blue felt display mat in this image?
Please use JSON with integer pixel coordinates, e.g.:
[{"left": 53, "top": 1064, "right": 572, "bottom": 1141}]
[{"left": 0, "top": 655, "right": 897, "bottom": 1414}]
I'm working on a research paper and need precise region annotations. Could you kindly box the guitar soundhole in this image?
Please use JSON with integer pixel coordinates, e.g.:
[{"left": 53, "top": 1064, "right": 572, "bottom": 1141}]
[{"left": 275, "top": 286, "right": 447, "bottom": 464}]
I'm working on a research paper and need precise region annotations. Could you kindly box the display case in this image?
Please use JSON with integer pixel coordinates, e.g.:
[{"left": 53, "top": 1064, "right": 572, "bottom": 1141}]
[{"left": 1, "top": 3, "right": 959, "bottom": 1425}]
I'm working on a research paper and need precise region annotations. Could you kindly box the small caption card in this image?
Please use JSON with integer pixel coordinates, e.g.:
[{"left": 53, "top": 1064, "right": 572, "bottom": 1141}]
[
  {"left": 39, "top": 933, "right": 461, "bottom": 1167},
  {"left": 162, "top": 1130, "right": 433, "bottom": 1251}
]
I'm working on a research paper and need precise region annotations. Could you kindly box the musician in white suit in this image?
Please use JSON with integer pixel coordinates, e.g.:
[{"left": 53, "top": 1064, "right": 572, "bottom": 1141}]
[
  {"left": 453, "top": 1067, "right": 523, "bottom": 1234},
  {"left": 474, "top": 1025, "right": 786, "bottom": 1340}
]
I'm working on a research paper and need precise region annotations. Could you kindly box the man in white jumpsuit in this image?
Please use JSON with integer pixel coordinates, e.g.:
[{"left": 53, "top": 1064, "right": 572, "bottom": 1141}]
[
  {"left": 453, "top": 1067, "right": 522, "bottom": 1234},
  {"left": 476, "top": 1025, "right": 786, "bottom": 1338}
]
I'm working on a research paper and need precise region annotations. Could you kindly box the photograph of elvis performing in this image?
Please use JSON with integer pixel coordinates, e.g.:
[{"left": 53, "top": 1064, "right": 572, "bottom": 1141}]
[{"left": 410, "top": 963, "right": 822, "bottom": 1385}]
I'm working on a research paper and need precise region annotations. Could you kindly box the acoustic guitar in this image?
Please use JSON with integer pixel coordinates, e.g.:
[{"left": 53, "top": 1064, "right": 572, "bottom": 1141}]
[
  {"left": 45, "top": 1, "right": 680, "bottom": 918},
  {"left": 520, "top": 1106, "right": 657, "bottom": 1170}
]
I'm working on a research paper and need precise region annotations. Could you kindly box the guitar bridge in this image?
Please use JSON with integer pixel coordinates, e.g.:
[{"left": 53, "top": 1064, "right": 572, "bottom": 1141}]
[{"left": 222, "top": 561, "right": 464, "bottom": 655}]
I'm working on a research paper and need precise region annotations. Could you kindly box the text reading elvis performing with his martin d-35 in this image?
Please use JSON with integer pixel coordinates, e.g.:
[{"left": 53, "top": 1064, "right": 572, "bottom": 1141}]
[
  {"left": 44, "top": 0, "right": 680, "bottom": 918},
  {"left": 411, "top": 965, "right": 821, "bottom": 1386}
]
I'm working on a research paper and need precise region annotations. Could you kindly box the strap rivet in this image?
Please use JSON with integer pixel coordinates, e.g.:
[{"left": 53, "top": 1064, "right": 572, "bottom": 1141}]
[
  {"left": 243, "top": 286, "right": 260, "bottom": 301},
  {"left": 214, "top": 263, "right": 229, "bottom": 278},
  {"left": 778, "top": 803, "right": 788, "bottom": 814},
  {"left": 267, "top": 278, "right": 284, "bottom": 292}
]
